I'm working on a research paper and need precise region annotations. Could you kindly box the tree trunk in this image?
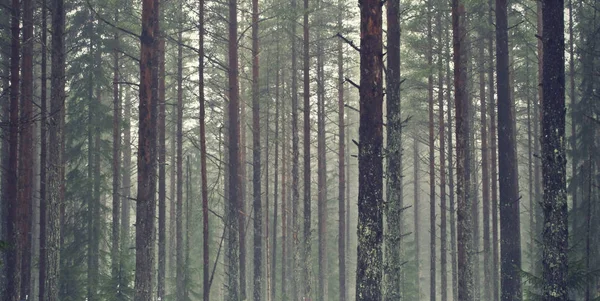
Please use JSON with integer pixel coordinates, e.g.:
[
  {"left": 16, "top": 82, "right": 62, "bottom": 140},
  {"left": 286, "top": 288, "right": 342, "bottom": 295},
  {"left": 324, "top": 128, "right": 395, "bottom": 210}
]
[
  {"left": 157, "top": 30, "right": 166, "bottom": 301},
  {"left": 541, "top": 0, "right": 568, "bottom": 299},
  {"left": 414, "top": 135, "right": 421, "bottom": 299},
  {"left": 316, "top": 0, "right": 327, "bottom": 299},
  {"left": 289, "top": 0, "right": 300, "bottom": 297},
  {"left": 479, "top": 29, "right": 492, "bottom": 301},
  {"left": 567, "top": 0, "right": 577, "bottom": 232},
  {"left": 496, "top": 0, "right": 523, "bottom": 298},
  {"left": 46, "top": 0, "right": 65, "bottom": 296},
  {"left": 337, "top": 0, "right": 346, "bottom": 299},
  {"left": 452, "top": 1, "right": 474, "bottom": 300},
  {"left": 226, "top": 0, "right": 241, "bottom": 297},
  {"left": 251, "top": 0, "right": 263, "bottom": 298},
  {"left": 272, "top": 45, "right": 280, "bottom": 301},
  {"left": 135, "top": 0, "right": 159, "bottom": 297},
  {"left": 5, "top": 0, "right": 21, "bottom": 298},
  {"left": 384, "top": 0, "right": 402, "bottom": 298},
  {"left": 488, "top": 0, "right": 500, "bottom": 298},
  {"left": 437, "top": 8, "right": 447, "bottom": 301},
  {"left": 302, "top": 0, "right": 312, "bottom": 296},
  {"left": 198, "top": 0, "right": 209, "bottom": 298},
  {"left": 427, "top": 2, "right": 436, "bottom": 299},
  {"left": 356, "top": 0, "right": 384, "bottom": 299},
  {"left": 281, "top": 75, "right": 288, "bottom": 300},
  {"left": 176, "top": 10, "right": 185, "bottom": 299},
  {"left": 19, "top": 0, "right": 34, "bottom": 296},
  {"left": 38, "top": 0, "right": 48, "bottom": 298},
  {"left": 112, "top": 6, "right": 122, "bottom": 298}
]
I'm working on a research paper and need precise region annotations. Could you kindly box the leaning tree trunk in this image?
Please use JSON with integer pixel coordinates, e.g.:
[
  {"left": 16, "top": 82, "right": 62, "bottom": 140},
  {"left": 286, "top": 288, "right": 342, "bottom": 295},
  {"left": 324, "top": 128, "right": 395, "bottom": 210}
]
[
  {"left": 134, "top": 0, "right": 159, "bottom": 298},
  {"left": 541, "top": 0, "right": 568, "bottom": 299},
  {"left": 453, "top": 0, "right": 474, "bottom": 300},
  {"left": 356, "top": 0, "right": 384, "bottom": 300}
]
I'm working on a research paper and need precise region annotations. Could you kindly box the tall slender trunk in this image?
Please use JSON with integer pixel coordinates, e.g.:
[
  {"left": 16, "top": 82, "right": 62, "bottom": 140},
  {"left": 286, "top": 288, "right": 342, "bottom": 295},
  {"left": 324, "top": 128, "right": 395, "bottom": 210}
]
[
  {"left": 356, "top": 0, "right": 384, "bottom": 299},
  {"left": 384, "top": 0, "right": 402, "bottom": 298},
  {"left": 479, "top": 29, "right": 492, "bottom": 301},
  {"left": 526, "top": 53, "right": 535, "bottom": 272},
  {"left": 5, "top": 0, "right": 21, "bottom": 298},
  {"left": 414, "top": 135, "right": 421, "bottom": 299},
  {"left": 337, "top": 1, "right": 346, "bottom": 299},
  {"left": 316, "top": 0, "right": 327, "bottom": 299},
  {"left": 198, "top": 0, "right": 209, "bottom": 298},
  {"left": 39, "top": 0, "right": 48, "bottom": 298},
  {"left": 19, "top": 0, "right": 34, "bottom": 296},
  {"left": 121, "top": 86, "right": 132, "bottom": 257},
  {"left": 251, "top": 0, "right": 263, "bottom": 297},
  {"left": 496, "top": 0, "right": 523, "bottom": 298},
  {"left": 135, "top": 0, "right": 159, "bottom": 297},
  {"left": 568, "top": 0, "right": 577, "bottom": 230},
  {"left": 112, "top": 5, "right": 122, "bottom": 297},
  {"left": 444, "top": 24, "right": 458, "bottom": 301},
  {"left": 46, "top": 0, "right": 65, "bottom": 296},
  {"left": 541, "top": 0, "right": 568, "bottom": 299},
  {"left": 488, "top": 0, "right": 500, "bottom": 298},
  {"left": 176, "top": 11, "right": 185, "bottom": 299},
  {"left": 281, "top": 75, "right": 288, "bottom": 299},
  {"left": 272, "top": 48, "right": 280, "bottom": 301},
  {"left": 290, "top": 0, "right": 300, "bottom": 297},
  {"left": 226, "top": 0, "right": 241, "bottom": 297},
  {"left": 427, "top": 2, "right": 436, "bottom": 299},
  {"left": 453, "top": 0, "right": 474, "bottom": 300},
  {"left": 437, "top": 9, "right": 447, "bottom": 301},
  {"left": 157, "top": 31, "right": 166, "bottom": 301},
  {"left": 87, "top": 37, "right": 97, "bottom": 301},
  {"left": 302, "top": 0, "right": 312, "bottom": 296}
]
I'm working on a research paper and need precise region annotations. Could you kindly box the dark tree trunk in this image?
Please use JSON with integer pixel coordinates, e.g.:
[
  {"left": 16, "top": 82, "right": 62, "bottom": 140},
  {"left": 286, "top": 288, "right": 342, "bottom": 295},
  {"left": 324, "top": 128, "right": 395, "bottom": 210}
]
[
  {"left": 198, "top": 0, "right": 209, "bottom": 298},
  {"left": 290, "top": 0, "right": 300, "bottom": 297},
  {"left": 488, "top": 0, "right": 500, "bottom": 298},
  {"left": 5, "top": 0, "right": 21, "bottom": 298},
  {"left": 356, "top": 0, "right": 384, "bottom": 300},
  {"left": 541, "top": 0, "right": 568, "bottom": 299},
  {"left": 427, "top": 2, "right": 436, "bottom": 299},
  {"left": 135, "top": 0, "right": 159, "bottom": 297},
  {"left": 176, "top": 11, "right": 185, "bottom": 299},
  {"left": 437, "top": 9, "right": 447, "bottom": 301},
  {"left": 251, "top": 0, "right": 262, "bottom": 298},
  {"left": 38, "top": 0, "right": 48, "bottom": 298},
  {"left": 384, "top": 0, "right": 402, "bottom": 298},
  {"left": 567, "top": 0, "right": 577, "bottom": 232},
  {"left": 337, "top": 0, "right": 346, "bottom": 299},
  {"left": 479, "top": 31, "right": 492, "bottom": 301},
  {"left": 496, "top": 0, "right": 523, "bottom": 298},
  {"left": 302, "top": 0, "right": 312, "bottom": 296},
  {"left": 157, "top": 31, "right": 166, "bottom": 301},
  {"left": 111, "top": 6, "right": 122, "bottom": 297},
  {"left": 226, "top": 0, "right": 241, "bottom": 297},
  {"left": 19, "top": 0, "right": 34, "bottom": 296},
  {"left": 452, "top": 1, "right": 474, "bottom": 300},
  {"left": 281, "top": 77, "right": 288, "bottom": 300}
]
